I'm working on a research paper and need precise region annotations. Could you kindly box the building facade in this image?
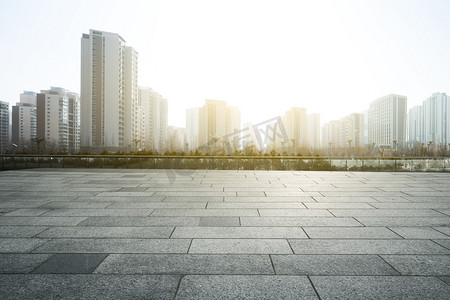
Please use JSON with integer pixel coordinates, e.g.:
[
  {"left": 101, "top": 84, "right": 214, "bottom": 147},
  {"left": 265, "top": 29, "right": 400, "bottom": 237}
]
[
  {"left": 0, "top": 101, "right": 9, "bottom": 153},
  {"left": 11, "top": 103, "right": 36, "bottom": 151},
  {"left": 81, "top": 29, "right": 138, "bottom": 152},
  {"left": 36, "top": 87, "right": 80, "bottom": 153},
  {"left": 368, "top": 94, "right": 407, "bottom": 147},
  {"left": 138, "top": 87, "right": 168, "bottom": 153}
]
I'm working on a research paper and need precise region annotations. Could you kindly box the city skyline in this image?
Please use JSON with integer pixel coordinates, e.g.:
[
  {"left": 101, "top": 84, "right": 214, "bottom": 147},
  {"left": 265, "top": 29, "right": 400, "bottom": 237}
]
[{"left": 1, "top": 0, "right": 450, "bottom": 128}]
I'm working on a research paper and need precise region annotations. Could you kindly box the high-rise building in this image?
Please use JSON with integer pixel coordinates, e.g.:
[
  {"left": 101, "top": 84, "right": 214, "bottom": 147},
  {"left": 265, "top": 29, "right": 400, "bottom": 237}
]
[
  {"left": 283, "top": 107, "right": 307, "bottom": 151},
  {"left": 186, "top": 107, "right": 199, "bottom": 151},
  {"left": 408, "top": 105, "right": 423, "bottom": 145},
  {"left": 20, "top": 91, "right": 37, "bottom": 106},
  {"left": 11, "top": 103, "right": 36, "bottom": 151},
  {"left": 322, "top": 113, "right": 364, "bottom": 149},
  {"left": 196, "top": 99, "right": 241, "bottom": 151},
  {"left": 36, "top": 87, "right": 80, "bottom": 153},
  {"left": 307, "top": 113, "right": 320, "bottom": 149},
  {"left": 368, "top": 94, "right": 407, "bottom": 147},
  {"left": 138, "top": 87, "right": 168, "bottom": 152},
  {"left": 167, "top": 126, "right": 188, "bottom": 152},
  {"left": 0, "top": 101, "right": 9, "bottom": 153},
  {"left": 81, "top": 29, "right": 138, "bottom": 152},
  {"left": 422, "top": 92, "right": 448, "bottom": 146}
]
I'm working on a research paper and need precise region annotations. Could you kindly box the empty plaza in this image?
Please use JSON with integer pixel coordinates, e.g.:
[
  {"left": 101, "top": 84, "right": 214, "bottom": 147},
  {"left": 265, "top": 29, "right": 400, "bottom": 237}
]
[{"left": 0, "top": 169, "right": 450, "bottom": 299}]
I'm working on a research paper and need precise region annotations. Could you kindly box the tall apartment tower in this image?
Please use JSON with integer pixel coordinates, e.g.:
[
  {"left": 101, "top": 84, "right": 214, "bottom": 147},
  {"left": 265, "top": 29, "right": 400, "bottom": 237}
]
[
  {"left": 408, "top": 105, "right": 423, "bottom": 145},
  {"left": 186, "top": 107, "right": 200, "bottom": 151},
  {"left": 11, "top": 103, "right": 36, "bottom": 150},
  {"left": 368, "top": 94, "right": 407, "bottom": 147},
  {"left": 81, "top": 29, "right": 138, "bottom": 152},
  {"left": 138, "top": 87, "right": 168, "bottom": 152},
  {"left": 36, "top": 87, "right": 80, "bottom": 153},
  {"left": 196, "top": 99, "right": 241, "bottom": 150},
  {"left": 422, "top": 92, "right": 448, "bottom": 145},
  {"left": 284, "top": 107, "right": 307, "bottom": 150},
  {"left": 307, "top": 113, "right": 320, "bottom": 149},
  {"left": 0, "top": 101, "right": 9, "bottom": 153},
  {"left": 322, "top": 113, "right": 364, "bottom": 149}
]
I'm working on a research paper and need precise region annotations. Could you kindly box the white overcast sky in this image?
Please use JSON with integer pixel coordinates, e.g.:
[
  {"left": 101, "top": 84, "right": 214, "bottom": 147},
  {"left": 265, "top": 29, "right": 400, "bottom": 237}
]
[{"left": 1, "top": 0, "right": 450, "bottom": 127}]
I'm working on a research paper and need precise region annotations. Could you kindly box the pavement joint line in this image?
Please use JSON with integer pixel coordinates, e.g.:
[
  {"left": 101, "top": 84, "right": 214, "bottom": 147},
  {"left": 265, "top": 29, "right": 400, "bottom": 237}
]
[
  {"left": 385, "top": 227, "right": 404, "bottom": 239},
  {"left": 377, "top": 254, "right": 402, "bottom": 275},
  {"left": 433, "top": 227, "right": 450, "bottom": 237},
  {"left": 430, "top": 239, "right": 450, "bottom": 251},
  {"left": 268, "top": 255, "right": 277, "bottom": 275},
  {"left": 307, "top": 275, "right": 322, "bottom": 300}
]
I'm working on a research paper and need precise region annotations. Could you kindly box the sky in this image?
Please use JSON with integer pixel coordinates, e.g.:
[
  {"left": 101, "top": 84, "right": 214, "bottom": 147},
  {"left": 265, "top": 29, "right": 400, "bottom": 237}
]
[{"left": 1, "top": 0, "right": 450, "bottom": 127}]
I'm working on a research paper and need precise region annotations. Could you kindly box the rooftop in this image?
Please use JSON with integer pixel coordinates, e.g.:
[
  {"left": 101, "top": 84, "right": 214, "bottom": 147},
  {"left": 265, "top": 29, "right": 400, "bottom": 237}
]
[{"left": 0, "top": 169, "right": 449, "bottom": 299}]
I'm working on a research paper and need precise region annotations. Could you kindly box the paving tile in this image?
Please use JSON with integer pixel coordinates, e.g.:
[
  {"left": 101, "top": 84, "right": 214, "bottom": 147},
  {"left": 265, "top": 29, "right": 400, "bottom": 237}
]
[
  {"left": 241, "top": 217, "right": 362, "bottom": 227},
  {"left": 303, "top": 227, "right": 401, "bottom": 239},
  {"left": 33, "top": 254, "right": 108, "bottom": 274},
  {"left": 154, "top": 191, "right": 236, "bottom": 197},
  {"left": 40, "top": 202, "right": 113, "bottom": 209},
  {"left": 175, "top": 275, "right": 317, "bottom": 300},
  {"left": 288, "top": 239, "right": 450, "bottom": 254},
  {"left": 434, "top": 227, "right": 450, "bottom": 236},
  {"left": 3, "top": 209, "right": 51, "bottom": 217},
  {"left": 0, "top": 201, "right": 52, "bottom": 209},
  {"left": 330, "top": 209, "right": 445, "bottom": 217},
  {"left": 42, "top": 208, "right": 154, "bottom": 217},
  {"left": 0, "top": 274, "right": 180, "bottom": 299},
  {"left": 0, "top": 238, "right": 48, "bottom": 253},
  {"left": 79, "top": 216, "right": 201, "bottom": 227},
  {"left": 381, "top": 255, "right": 450, "bottom": 276},
  {"left": 310, "top": 276, "right": 450, "bottom": 299},
  {"left": 108, "top": 202, "right": 206, "bottom": 209},
  {"left": 163, "top": 196, "right": 223, "bottom": 202},
  {"left": 199, "top": 217, "right": 240, "bottom": 227},
  {"left": 272, "top": 255, "right": 398, "bottom": 275},
  {"left": 207, "top": 202, "right": 306, "bottom": 209},
  {"left": 433, "top": 239, "right": 450, "bottom": 250},
  {"left": 189, "top": 239, "right": 293, "bottom": 254},
  {"left": 33, "top": 238, "right": 191, "bottom": 254},
  {"left": 371, "top": 202, "right": 450, "bottom": 209},
  {"left": 0, "top": 226, "right": 48, "bottom": 238},
  {"left": 151, "top": 208, "right": 259, "bottom": 217},
  {"left": 259, "top": 209, "right": 333, "bottom": 217},
  {"left": 95, "top": 254, "right": 274, "bottom": 275},
  {"left": 356, "top": 217, "right": 450, "bottom": 227},
  {"left": 389, "top": 227, "right": 450, "bottom": 239},
  {"left": 304, "top": 203, "right": 374, "bottom": 209},
  {"left": 96, "top": 192, "right": 156, "bottom": 197},
  {"left": 0, "top": 254, "right": 52, "bottom": 273},
  {"left": 312, "top": 196, "right": 377, "bottom": 203},
  {"left": 172, "top": 227, "right": 307, "bottom": 239},
  {"left": 77, "top": 196, "right": 165, "bottom": 202},
  {"left": 0, "top": 217, "right": 87, "bottom": 226},
  {"left": 224, "top": 196, "right": 315, "bottom": 202},
  {"left": 36, "top": 226, "right": 174, "bottom": 239}
]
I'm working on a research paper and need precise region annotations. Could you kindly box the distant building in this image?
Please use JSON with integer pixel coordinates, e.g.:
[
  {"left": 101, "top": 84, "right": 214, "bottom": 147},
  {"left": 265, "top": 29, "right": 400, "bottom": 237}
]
[
  {"left": 322, "top": 113, "right": 363, "bottom": 149},
  {"left": 186, "top": 107, "right": 200, "bottom": 151},
  {"left": 36, "top": 87, "right": 80, "bottom": 153},
  {"left": 167, "top": 126, "right": 188, "bottom": 152},
  {"left": 408, "top": 105, "right": 423, "bottom": 145},
  {"left": 194, "top": 99, "right": 241, "bottom": 152},
  {"left": 80, "top": 29, "right": 138, "bottom": 152},
  {"left": 422, "top": 92, "right": 448, "bottom": 146},
  {"left": 307, "top": 113, "right": 320, "bottom": 149},
  {"left": 11, "top": 103, "right": 36, "bottom": 151},
  {"left": 0, "top": 101, "right": 9, "bottom": 153},
  {"left": 284, "top": 107, "right": 307, "bottom": 151},
  {"left": 368, "top": 94, "right": 407, "bottom": 147},
  {"left": 138, "top": 87, "right": 168, "bottom": 152}
]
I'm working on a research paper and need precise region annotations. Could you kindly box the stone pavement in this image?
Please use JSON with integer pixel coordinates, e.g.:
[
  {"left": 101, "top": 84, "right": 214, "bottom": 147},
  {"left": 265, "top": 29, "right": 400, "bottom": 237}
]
[{"left": 0, "top": 169, "right": 450, "bottom": 299}]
